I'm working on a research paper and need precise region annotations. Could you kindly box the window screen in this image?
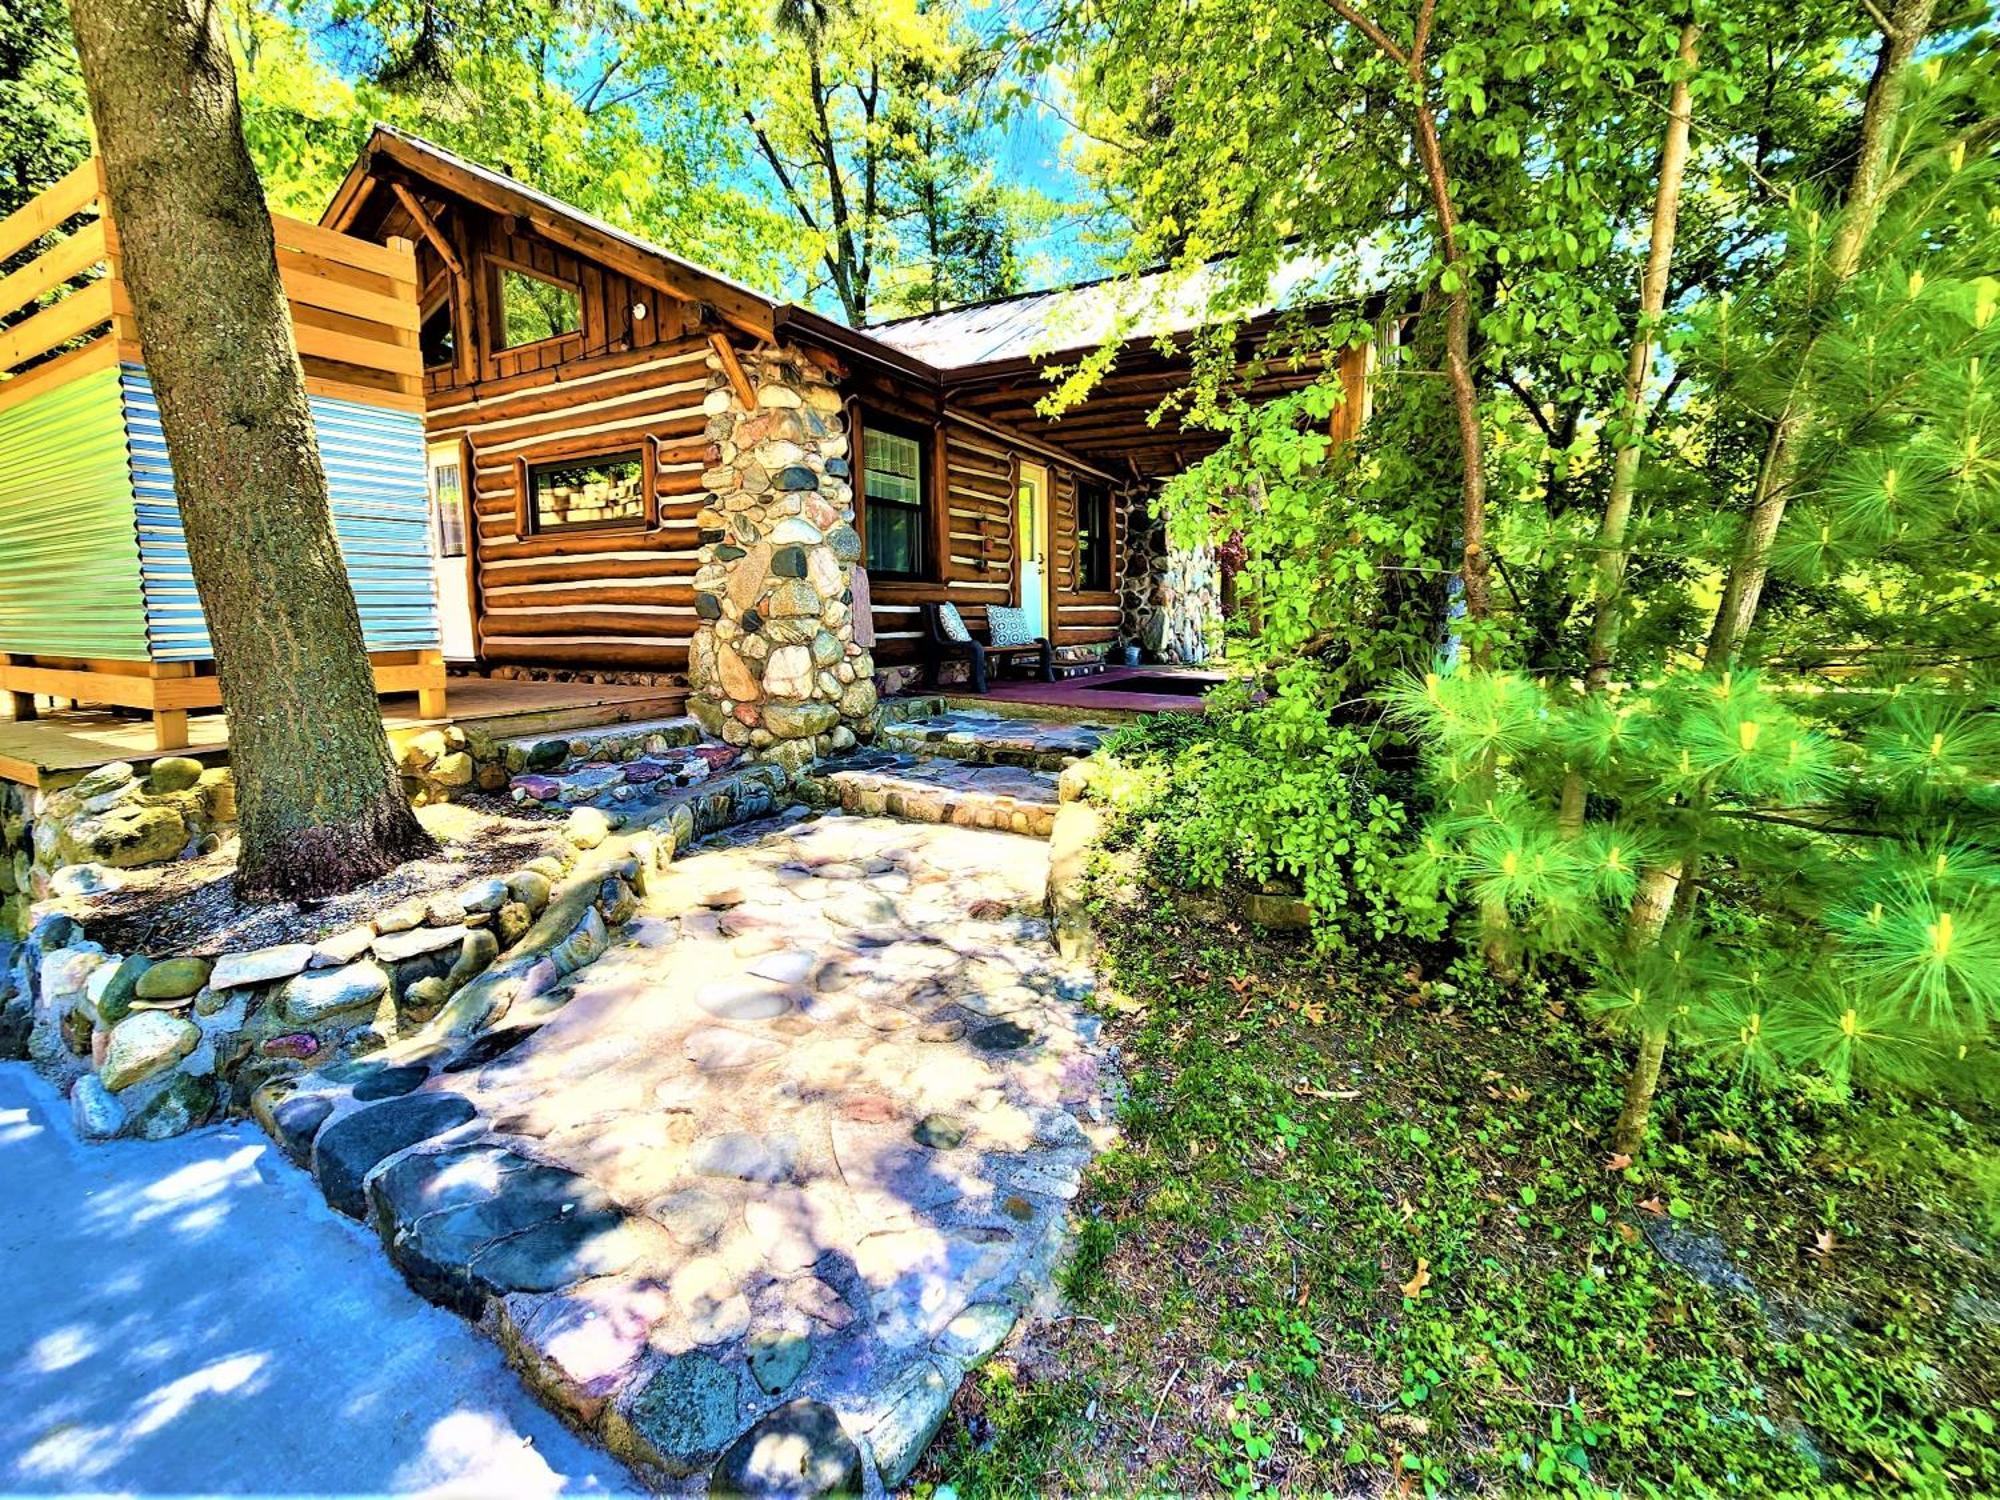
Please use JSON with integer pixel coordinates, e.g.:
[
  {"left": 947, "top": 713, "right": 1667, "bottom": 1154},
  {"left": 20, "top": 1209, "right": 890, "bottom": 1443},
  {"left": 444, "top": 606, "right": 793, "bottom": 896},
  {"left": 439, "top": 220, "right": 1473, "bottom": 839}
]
[
  {"left": 864, "top": 425, "right": 926, "bottom": 578},
  {"left": 432, "top": 462, "right": 466, "bottom": 558},
  {"left": 1076, "top": 480, "right": 1113, "bottom": 591}
]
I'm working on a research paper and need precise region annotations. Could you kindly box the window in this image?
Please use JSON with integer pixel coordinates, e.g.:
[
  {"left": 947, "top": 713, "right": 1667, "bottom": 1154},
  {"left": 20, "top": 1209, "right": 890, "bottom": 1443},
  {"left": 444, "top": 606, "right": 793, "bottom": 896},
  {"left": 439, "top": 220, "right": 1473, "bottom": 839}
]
[
  {"left": 498, "top": 265, "right": 581, "bottom": 348},
  {"left": 529, "top": 451, "right": 646, "bottom": 533},
  {"left": 420, "top": 297, "right": 456, "bottom": 370},
  {"left": 431, "top": 461, "right": 466, "bottom": 559},
  {"left": 863, "top": 420, "right": 928, "bottom": 579},
  {"left": 1076, "top": 480, "right": 1113, "bottom": 591}
]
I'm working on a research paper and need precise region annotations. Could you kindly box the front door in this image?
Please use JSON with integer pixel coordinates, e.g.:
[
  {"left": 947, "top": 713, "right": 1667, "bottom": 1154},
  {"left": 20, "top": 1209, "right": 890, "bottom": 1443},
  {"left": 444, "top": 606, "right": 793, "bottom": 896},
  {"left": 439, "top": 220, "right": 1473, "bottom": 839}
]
[
  {"left": 427, "top": 442, "right": 477, "bottom": 661},
  {"left": 1017, "top": 461, "right": 1051, "bottom": 637}
]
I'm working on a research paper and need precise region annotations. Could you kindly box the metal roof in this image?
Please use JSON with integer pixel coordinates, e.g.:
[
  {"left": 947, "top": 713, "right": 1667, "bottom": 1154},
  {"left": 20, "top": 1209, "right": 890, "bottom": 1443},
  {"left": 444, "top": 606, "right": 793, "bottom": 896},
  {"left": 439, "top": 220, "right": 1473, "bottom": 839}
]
[{"left": 866, "top": 251, "right": 1383, "bottom": 371}]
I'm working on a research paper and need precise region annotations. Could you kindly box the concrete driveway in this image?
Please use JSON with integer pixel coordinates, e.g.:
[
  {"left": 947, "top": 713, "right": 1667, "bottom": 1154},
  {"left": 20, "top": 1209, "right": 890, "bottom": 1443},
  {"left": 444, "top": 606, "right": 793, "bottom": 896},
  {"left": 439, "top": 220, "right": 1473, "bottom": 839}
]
[{"left": 0, "top": 1063, "right": 635, "bottom": 1495}]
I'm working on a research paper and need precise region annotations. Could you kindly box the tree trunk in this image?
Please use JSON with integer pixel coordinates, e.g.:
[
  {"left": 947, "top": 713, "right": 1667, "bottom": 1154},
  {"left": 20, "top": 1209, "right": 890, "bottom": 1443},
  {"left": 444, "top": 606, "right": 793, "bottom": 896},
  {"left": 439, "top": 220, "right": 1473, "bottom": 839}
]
[
  {"left": 1613, "top": 1026, "right": 1668, "bottom": 1157},
  {"left": 69, "top": 0, "right": 434, "bottom": 901},
  {"left": 1559, "top": 21, "right": 1700, "bottom": 835},
  {"left": 1700, "top": 0, "right": 1936, "bottom": 669}
]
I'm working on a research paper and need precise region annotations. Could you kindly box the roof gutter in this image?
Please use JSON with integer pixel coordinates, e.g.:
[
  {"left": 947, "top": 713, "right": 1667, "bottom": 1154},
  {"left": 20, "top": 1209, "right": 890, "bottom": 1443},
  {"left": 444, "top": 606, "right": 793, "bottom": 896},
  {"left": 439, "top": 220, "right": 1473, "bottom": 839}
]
[{"left": 770, "top": 304, "right": 944, "bottom": 388}]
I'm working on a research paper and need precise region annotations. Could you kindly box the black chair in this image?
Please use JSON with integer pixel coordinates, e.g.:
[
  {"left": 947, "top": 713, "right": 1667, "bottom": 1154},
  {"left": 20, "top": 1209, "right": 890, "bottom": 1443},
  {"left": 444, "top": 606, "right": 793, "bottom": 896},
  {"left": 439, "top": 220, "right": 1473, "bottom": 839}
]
[{"left": 920, "top": 602, "right": 1055, "bottom": 693}]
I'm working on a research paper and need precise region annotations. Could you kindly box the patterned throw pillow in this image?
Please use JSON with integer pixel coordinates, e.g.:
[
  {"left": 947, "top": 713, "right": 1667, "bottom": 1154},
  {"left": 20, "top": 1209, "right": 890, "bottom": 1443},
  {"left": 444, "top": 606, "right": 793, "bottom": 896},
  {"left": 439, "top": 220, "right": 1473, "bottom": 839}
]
[
  {"left": 987, "top": 604, "right": 1035, "bottom": 648},
  {"left": 936, "top": 601, "right": 973, "bottom": 643}
]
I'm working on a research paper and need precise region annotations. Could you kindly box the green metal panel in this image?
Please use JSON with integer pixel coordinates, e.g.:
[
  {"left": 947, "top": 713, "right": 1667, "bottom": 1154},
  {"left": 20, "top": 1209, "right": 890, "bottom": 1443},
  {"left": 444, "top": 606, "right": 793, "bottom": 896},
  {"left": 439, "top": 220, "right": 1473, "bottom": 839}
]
[{"left": 0, "top": 364, "right": 150, "bottom": 660}]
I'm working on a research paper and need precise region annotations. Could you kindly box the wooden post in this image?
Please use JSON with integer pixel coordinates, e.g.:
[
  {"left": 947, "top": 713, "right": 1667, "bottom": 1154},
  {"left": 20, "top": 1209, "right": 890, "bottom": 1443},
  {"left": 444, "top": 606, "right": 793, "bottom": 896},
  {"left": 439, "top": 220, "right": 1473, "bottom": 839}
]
[
  {"left": 416, "top": 649, "right": 448, "bottom": 719},
  {"left": 153, "top": 709, "right": 189, "bottom": 751},
  {"left": 0, "top": 655, "right": 37, "bottom": 722}
]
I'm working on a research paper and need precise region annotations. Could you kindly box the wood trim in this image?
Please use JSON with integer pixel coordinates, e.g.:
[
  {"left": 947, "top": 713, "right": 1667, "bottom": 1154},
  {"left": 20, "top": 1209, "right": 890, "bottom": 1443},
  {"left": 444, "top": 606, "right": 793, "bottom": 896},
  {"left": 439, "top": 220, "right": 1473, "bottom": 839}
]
[
  {"left": 709, "top": 333, "right": 754, "bottom": 408},
  {"left": 0, "top": 335, "right": 119, "bottom": 417},
  {"left": 642, "top": 434, "right": 661, "bottom": 529},
  {"left": 269, "top": 211, "right": 415, "bottom": 284},
  {"left": 930, "top": 419, "right": 951, "bottom": 586},
  {"left": 513, "top": 454, "right": 531, "bottom": 537},
  {"left": 0, "top": 277, "right": 113, "bottom": 376},
  {"left": 390, "top": 181, "right": 464, "bottom": 278},
  {"left": 0, "top": 218, "right": 108, "bottom": 322},
  {"left": 0, "top": 158, "right": 103, "bottom": 265},
  {"left": 846, "top": 396, "right": 867, "bottom": 566}
]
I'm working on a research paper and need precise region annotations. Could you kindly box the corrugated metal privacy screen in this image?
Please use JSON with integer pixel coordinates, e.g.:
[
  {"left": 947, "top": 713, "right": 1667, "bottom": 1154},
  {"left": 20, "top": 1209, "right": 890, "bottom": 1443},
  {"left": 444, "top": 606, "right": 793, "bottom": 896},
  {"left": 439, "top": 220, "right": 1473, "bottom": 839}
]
[
  {"left": 120, "top": 365, "right": 441, "bottom": 659},
  {"left": 0, "top": 365, "right": 151, "bottom": 659}
]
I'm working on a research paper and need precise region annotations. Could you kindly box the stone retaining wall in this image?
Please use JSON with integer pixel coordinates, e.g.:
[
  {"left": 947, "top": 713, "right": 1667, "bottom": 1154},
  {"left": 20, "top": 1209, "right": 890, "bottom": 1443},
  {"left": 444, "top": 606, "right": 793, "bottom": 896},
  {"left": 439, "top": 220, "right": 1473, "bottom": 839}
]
[
  {"left": 687, "top": 344, "right": 879, "bottom": 770},
  {"left": 8, "top": 761, "right": 793, "bottom": 1142},
  {"left": 1121, "top": 506, "right": 1221, "bottom": 664},
  {"left": 1, "top": 758, "right": 235, "bottom": 941}
]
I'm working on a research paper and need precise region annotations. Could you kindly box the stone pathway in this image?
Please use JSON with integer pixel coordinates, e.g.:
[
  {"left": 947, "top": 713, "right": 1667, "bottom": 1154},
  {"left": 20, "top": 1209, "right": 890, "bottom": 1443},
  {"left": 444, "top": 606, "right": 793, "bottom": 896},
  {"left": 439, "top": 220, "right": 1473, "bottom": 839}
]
[
  {"left": 875, "top": 711, "right": 1111, "bottom": 770},
  {"left": 798, "top": 753, "right": 1062, "bottom": 838},
  {"left": 0, "top": 1064, "right": 634, "bottom": 1495},
  {"left": 246, "top": 811, "right": 1111, "bottom": 1493}
]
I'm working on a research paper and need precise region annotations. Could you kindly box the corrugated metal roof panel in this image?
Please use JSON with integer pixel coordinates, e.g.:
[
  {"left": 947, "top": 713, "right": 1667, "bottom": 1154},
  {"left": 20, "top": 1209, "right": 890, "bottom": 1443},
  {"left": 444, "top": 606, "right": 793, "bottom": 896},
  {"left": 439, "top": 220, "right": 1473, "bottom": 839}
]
[
  {"left": 121, "top": 365, "right": 440, "bottom": 660},
  {"left": 0, "top": 364, "right": 151, "bottom": 659},
  {"left": 868, "top": 252, "right": 1380, "bottom": 371}
]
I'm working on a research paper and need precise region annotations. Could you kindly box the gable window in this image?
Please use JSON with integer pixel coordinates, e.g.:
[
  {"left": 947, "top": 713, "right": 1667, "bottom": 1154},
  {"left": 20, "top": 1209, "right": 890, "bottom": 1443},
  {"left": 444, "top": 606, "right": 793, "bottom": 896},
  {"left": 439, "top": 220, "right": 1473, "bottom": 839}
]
[
  {"left": 863, "top": 419, "right": 928, "bottom": 580},
  {"left": 529, "top": 451, "right": 647, "bottom": 533},
  {"left": 498, "top": 265, "right": 581, "bottom": 349},
  {"left": 1076, "top": 479, "right": 1113, "bottom": 591},
  {"left": 419, "top": 296, "right": 456, "bottom": 370}
]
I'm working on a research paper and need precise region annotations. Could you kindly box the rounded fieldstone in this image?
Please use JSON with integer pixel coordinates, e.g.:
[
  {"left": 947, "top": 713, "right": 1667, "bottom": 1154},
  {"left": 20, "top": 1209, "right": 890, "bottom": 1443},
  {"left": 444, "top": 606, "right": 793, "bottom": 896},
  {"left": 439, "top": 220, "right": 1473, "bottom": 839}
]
[
  {"left": 694, "top": 979, "right": 795, "bottom": 1021},
  {"left": 613, "top": 1353, "right": 743, "bottom": 1477},
  {"left": 711, "top": 1399, "right": 862, "bottom": 1498},
  {"left": 146, "top": 756, "right": 204, "bottom": 793},
  {"left": 912, "top": 1114, "right": 968, "bottom": 1149},
  {"left": 312, "top": 1092, "right": 480, "bottom": 1219},
  {"left": 100, "top": 1010, "right": 200, "bottom": 1091},
  {"left": 972, "top": 1020, "right": 1036, "bottom": 1052},
  {"left": 135, "top": 957, "right": 211, "bottom": 1002},
  {"left": 747, "top": 1329, "right": 812, "bottom": 1397}
]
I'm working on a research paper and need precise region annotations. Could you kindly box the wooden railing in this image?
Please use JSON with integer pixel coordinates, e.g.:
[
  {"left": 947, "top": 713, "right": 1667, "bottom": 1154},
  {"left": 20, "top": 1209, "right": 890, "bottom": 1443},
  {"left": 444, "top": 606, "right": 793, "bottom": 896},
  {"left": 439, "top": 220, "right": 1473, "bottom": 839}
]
[{"left": 0, "top": 157, "right": 421, "bottom": 416}]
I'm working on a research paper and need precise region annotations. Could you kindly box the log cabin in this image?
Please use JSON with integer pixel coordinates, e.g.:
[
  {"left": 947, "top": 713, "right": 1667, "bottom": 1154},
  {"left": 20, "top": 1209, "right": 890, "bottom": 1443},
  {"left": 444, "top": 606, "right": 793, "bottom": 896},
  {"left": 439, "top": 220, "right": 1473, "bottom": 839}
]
[{"left": 320, "top": 128, "right": 1366, "bottom": 704}]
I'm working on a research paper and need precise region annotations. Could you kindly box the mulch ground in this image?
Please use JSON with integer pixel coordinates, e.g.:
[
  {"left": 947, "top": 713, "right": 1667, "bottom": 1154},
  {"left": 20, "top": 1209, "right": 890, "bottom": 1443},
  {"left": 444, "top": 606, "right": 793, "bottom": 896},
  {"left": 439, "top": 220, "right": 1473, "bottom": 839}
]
[{"left": 72, "top": 802, "right": 570, "bottom": 956}]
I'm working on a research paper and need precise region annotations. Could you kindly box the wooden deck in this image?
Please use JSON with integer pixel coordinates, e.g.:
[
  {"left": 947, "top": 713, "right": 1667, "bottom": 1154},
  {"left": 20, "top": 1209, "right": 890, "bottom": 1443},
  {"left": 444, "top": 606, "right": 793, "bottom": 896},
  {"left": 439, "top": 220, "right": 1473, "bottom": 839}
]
[
  {"left": 940, "top": 665, "right": 1226, "bottom": 719},
  {"left": 0, "top": 677, "right": 687, "bottom": 788}
]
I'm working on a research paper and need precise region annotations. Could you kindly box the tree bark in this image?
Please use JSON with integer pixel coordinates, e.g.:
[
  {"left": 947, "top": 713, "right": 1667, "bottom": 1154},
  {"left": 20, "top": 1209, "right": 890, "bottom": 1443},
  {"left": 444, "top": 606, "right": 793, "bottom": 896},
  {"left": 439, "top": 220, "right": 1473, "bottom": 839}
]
[
  {"left": 1613, "top": 1026, "right": 1668, "bottom": 1157},
  {"left": 69, "top": 0, "right": 434, "bottom": 901},
  {"left": 1700, "top": 0, "right": 1937, "bottom": 669},
  {"left": 1558, "top": 20, "right": 1701, "bottom": 836}
]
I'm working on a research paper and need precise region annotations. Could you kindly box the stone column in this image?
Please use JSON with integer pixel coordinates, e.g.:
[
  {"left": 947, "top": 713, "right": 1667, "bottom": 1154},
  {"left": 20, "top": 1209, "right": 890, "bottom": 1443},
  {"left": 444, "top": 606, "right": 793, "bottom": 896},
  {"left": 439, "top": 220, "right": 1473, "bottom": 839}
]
[{"left": 687, "top": 344, "right": 878, "bottom": 771}]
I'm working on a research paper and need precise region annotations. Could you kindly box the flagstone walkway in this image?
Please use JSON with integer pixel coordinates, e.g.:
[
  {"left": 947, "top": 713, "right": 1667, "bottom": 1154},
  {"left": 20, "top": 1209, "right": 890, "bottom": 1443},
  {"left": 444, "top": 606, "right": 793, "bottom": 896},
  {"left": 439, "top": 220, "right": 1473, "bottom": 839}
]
[{"left": 270, "top": 811, "right": 1112, "bottom": 1493}]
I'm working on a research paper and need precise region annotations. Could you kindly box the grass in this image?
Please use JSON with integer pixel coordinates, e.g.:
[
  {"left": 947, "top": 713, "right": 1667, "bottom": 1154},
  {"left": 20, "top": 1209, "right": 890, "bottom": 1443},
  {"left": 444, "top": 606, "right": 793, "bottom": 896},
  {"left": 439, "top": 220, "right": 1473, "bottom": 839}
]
[{"left": 912, "top": 881, "right": 2000, "bottom": 1497}]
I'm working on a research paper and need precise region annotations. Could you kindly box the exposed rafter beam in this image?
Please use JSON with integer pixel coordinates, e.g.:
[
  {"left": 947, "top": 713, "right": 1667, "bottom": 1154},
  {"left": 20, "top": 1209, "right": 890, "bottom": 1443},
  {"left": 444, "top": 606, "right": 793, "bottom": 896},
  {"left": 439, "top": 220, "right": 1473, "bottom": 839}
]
[{"left": 390, "top": 180, "right": 463, "bottom": 278}]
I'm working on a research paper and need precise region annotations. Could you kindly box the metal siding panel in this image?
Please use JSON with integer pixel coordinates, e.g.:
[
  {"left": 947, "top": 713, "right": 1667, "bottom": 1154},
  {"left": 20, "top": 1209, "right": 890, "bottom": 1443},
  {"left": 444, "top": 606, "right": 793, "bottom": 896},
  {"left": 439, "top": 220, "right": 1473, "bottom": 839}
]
[
  {"left": 122, "top": 365, "right": 440, "bottom": 659},
  {"left": 0, "top": 364, "right": 151, "bottom": 658}
]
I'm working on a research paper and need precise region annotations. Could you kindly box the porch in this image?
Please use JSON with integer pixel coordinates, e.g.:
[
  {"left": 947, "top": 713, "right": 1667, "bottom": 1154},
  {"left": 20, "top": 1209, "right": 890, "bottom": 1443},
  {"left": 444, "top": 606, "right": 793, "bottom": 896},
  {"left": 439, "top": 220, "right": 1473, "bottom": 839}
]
[{"left": 0, "top": 675, "right": 688, "bottom": 789}]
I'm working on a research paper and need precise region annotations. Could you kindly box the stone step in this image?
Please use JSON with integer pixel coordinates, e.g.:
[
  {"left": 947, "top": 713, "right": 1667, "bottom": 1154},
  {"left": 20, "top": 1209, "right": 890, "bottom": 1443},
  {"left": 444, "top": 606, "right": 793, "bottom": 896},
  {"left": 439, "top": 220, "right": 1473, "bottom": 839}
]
[
  {"left": 509, "top": 741, "right": 742, "bottom": 810},
  {"left": 798, "top": 752, "right": 1061, "bottom": 838},
  {"left": 874, "top": 710, "right": 1110, "bottom": 772},
  {"left": 490, "top": 716, "right": 707, "bottom": 779}
]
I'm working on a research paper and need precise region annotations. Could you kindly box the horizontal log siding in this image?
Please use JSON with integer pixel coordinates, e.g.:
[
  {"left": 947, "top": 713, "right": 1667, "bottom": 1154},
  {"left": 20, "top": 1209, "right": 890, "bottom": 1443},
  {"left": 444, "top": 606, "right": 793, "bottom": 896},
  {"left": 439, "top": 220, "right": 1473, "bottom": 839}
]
[
  {"left": 122, "top": 365, "right": 438, "bottom": 659},
  {"left": 1050, "top": 467, "right": 1126, "bottom": 650},
  {"left": 865, "top": 408, "right": 1128, "bottom": 665},
  {"left": 0, "top": 363, "right": 150, "bottom": 658},
  {"left": 430, "top": 336, "right": 712, "bottom": 671}
]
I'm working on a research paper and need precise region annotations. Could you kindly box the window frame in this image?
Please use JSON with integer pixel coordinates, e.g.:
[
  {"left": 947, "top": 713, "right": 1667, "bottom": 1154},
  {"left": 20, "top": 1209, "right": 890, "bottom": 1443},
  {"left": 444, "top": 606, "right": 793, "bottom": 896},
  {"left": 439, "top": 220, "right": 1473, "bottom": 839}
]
[
  {"left": 1075, "top": 478, "right": 1114, "bottom": 592},
  {"left": 859, "top": 411, "right": 932, "bottom": 583},
  {"left": 489, "top": 257, "right": 584, "bottom": 353},
  {"left": 419, "top": 290, "right": 457, "bottom": 374},
  {"left": 521, "top": 445, "right": 653, "bottom": 537}
]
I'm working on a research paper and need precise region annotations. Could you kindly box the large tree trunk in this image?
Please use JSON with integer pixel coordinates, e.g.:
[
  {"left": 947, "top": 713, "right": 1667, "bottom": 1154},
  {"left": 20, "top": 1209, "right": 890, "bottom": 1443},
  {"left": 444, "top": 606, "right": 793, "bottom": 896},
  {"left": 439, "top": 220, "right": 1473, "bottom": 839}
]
[{"left": 68, "top": 0, "right": 434, "bottom": 900}]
